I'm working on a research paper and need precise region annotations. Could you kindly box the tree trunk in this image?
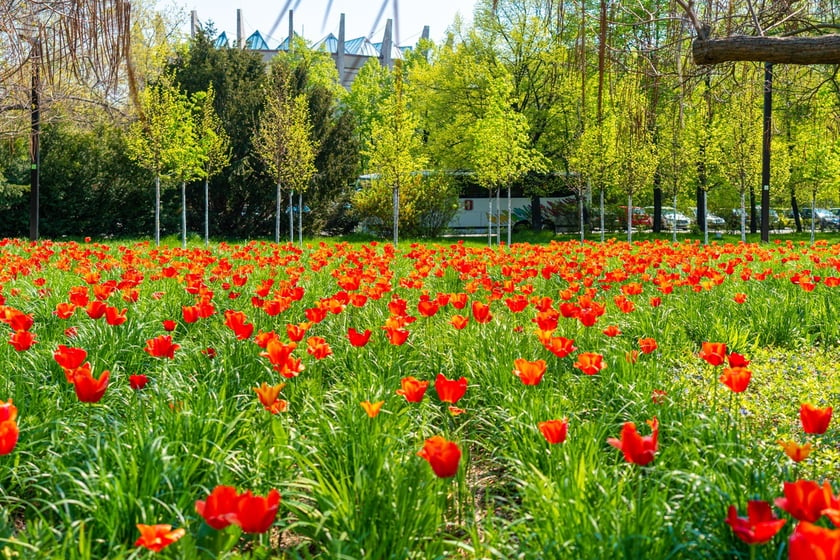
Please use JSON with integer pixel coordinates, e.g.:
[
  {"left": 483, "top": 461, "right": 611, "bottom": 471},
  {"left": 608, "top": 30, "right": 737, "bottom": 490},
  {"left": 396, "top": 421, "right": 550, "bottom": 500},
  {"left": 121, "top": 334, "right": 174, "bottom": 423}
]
[
  {"left": 181, "top": 180, "right": 187, "bottom": 249},
  {"left": 204, "top": 178, "right": 209, "bottom": 246},
  {"left": 693, "top": 35, "right": 840, "bottom": 65},
  {"left": 155, "top": 174, "right": 161, "bottom": 246}
]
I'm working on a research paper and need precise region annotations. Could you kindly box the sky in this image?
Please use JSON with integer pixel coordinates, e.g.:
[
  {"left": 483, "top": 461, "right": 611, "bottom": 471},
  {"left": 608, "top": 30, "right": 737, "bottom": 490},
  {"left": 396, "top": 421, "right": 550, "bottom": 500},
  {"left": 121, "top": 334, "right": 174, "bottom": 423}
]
[{"left": 170, "top": 0, "right": 479, "bottom": 48}]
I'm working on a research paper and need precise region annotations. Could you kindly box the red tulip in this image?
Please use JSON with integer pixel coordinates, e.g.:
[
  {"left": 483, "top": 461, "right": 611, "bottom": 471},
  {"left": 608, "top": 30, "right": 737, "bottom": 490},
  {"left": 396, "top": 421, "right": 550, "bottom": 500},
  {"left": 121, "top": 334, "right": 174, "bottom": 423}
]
[
  {"left": 134, "top": 524, "right": 185, "bottom": 552},
  {"left": 129, "top": 374, "right": 149, "bottom": 390},
  {"left": 719, "top": 367, "right": 751, "bottom": 393},
  {"left": 104, "top": 306, "right": 127, "bottom": 326},
  {"left": 699, "top": 342, "right": 727, "bottom": 366},
  {"left": 788, "top": 522, "right": 840, "bottom": 560},
  {"left": 8, "top": 330, "right": 36, "bottom": 351},
  {"left": 800, "top": 403, "right": 832, "bottom": 434},
  {"left": 417, "top": 435, "right": 461, "bottom": 478},
  {"left": 434, "top": 373, "right": 467, "bottom": 404},
  {"left": 347, "top": 327, "right": 372, "bottom": 347},
  {"left": 195, "top": 485, "right": 239, "bottom": 529},
  {"left": 607, "top": 417, "right": 658, "bottom": 466},
  {"left": 471, "top": 301, "right": 492, "bottom": 324},
  {"left": 233, "top": 489, "right": 281, "bottom": 533},
  {"left": 538, "top": 419, "right": 569, "bottom": 444},
  {"left": 162, "top": 319, "right": 177, "bottom": 332},
  {"left": 638, "top": 337, "right": 657, "bottom": 354},
  {"left": 396, "top": 377, "right": 428, "bottom": 403},
  {"left": 775, "top": 480, "right": 837, "bottom": 523},
  {"left": 725, "top": 500, "right": 786, "bottom": 544},
  {"left": 0, "top": 400, "right": 18, "bottom": 455},
  {"left": 72, "top": 367, "right": 110, "bottom": 403},
  {"left": 53, "top": 345, "right": 87, "bottom": 370},
  {"left": 602, "top": 325, "right": 622, "bottom": 337},
  {"left": 223, "top": 310, "right": 254, "bottom": 340},
  {"left": 144, "top": 335, "right": 180, "bottom": 359}
]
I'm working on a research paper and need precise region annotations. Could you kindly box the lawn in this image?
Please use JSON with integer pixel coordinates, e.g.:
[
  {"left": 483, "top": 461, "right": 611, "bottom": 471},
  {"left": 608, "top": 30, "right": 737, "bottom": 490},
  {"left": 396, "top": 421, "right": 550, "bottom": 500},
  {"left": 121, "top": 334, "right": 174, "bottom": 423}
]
[{"left": 0, "top": 236, "right": 837, "bottom": 559}]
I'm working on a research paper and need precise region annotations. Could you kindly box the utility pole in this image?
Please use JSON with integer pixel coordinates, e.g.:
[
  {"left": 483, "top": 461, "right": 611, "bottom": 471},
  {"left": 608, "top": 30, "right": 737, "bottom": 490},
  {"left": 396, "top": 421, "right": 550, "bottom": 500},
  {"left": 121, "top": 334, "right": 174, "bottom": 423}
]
[{"left": 29, "top": 36, "right": 41, "bottom": 241}]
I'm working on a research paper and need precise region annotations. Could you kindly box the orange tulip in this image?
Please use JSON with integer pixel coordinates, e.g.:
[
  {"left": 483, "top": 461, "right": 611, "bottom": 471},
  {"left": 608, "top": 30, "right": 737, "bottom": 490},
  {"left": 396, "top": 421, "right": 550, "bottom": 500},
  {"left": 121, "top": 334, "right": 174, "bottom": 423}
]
[
  {"left": 134, "top": 524, "right": 185, "bottom": 552},
  {"left": 778, "top": 440, "right": 812, "bottom": 463},
  {"left": 638, "top": 337, "right": 658, "bottom": 354},
  {"left": 573, "top": 353, "right": 606, "bottom": 376},
  {"left": 396, "top": 377, "right": 428, "bottom": 403},
  {"left": 513, "top": 358, "right": 547, "bottom": 386},
  {"left": 360, "top": 400, "right": 384, "bottom": 418},
  {"left": 719, "top": 367, "right": 751, "bottom": 393}
]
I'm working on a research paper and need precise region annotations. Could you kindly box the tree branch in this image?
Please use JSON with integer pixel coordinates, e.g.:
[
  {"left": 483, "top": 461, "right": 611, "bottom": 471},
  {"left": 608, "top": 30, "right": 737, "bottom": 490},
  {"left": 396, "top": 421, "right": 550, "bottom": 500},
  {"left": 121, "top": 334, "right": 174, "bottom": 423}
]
[{"left": 692, "top": 34, "right": 840, "bottom": 64}]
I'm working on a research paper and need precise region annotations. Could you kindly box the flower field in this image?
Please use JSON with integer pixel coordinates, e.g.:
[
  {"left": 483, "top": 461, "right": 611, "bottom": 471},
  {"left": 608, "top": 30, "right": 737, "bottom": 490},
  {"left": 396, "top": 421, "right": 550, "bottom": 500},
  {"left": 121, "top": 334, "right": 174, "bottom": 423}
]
[{"left": 0, "top": 237, "right": 838, "bottom": 559}]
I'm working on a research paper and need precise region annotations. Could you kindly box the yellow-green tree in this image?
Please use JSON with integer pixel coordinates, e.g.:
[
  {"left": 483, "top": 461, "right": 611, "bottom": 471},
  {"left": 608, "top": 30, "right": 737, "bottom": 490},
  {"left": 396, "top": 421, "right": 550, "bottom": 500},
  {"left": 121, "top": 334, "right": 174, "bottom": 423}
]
[
  {"left": 253, "top": 74, "right": 317, "bottom": 244},
  {"left": 126, "top": 73, "right": 197, "bottom": 245},
  {"left": 355, "top": 61, "right": 427, "bottom": 245},
  {"left": 193, "top": 84, "right": 231, "bottom": 246},
  {"left": 469, "top": 75, "right": 547, "bottom": 245}
]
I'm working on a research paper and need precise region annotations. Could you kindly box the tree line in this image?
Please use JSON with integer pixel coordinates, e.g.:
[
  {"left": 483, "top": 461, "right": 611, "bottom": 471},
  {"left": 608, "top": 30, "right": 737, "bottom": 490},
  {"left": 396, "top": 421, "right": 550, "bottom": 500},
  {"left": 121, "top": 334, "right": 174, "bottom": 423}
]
[{"left": 1, "top": 0, "right": 839, "bottom": 241}]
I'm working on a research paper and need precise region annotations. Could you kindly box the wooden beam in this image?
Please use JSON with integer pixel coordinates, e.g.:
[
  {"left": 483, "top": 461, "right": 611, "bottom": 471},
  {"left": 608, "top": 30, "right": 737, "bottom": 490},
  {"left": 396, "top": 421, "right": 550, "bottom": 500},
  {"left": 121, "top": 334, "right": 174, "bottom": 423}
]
[{"left": 693, "top": 34, "right": 840, "bottom": 65}]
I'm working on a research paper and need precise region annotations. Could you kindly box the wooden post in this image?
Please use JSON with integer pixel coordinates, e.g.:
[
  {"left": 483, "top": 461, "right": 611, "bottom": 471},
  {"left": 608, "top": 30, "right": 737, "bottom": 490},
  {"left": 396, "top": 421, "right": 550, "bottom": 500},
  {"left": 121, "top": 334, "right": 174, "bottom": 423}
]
[{"left": 760, "top": 63, "right": 772, "bottom": 243}]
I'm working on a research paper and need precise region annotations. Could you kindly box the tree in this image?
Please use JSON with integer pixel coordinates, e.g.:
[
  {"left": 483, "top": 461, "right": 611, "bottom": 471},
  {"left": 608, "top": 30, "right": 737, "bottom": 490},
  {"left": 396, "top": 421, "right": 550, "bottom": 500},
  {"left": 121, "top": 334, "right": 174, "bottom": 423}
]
[
  {"left": 355, "top": 61, "right": 428, "bottom": 245},
  {"left": 253, "top": 73, "right": 318, "bottom": 244},
  {"left": 469, "top": 75, "right": 546, "bottom": 245},
  {"left": 126, "top": 73, "right": 196, "bottom": 245},
  {"left": 193, "top": 84, "right": 231, "bottom": 245},
  {"left": 614, "top": 72, "right": 658, "bottom": 243}
]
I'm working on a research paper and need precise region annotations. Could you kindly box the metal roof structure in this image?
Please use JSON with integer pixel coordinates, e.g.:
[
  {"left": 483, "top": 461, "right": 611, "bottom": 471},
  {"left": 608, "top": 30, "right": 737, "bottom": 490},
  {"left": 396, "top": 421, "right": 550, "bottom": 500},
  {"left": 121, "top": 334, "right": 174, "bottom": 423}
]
[{"left": 193, "top": 10, "right": 428, "bottom": 89}]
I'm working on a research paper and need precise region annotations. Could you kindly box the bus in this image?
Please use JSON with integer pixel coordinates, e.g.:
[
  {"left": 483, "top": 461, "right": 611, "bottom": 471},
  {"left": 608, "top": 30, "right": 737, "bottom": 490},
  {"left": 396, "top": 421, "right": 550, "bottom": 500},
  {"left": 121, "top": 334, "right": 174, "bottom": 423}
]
[{"left": 354, "top": 171, "right": 583, "bottom": 235}]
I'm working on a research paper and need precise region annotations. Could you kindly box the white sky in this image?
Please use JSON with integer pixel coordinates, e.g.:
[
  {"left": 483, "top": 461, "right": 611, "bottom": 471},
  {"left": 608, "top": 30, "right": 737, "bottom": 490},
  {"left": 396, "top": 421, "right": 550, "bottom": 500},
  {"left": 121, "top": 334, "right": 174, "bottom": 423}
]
[{"left": 165, "top": 0, "right": 478, "bottom": 48}]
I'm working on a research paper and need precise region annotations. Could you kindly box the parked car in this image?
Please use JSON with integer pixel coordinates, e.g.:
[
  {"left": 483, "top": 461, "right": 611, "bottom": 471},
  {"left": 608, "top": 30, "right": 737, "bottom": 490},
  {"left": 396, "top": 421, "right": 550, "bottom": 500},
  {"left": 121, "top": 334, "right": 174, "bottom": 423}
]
[
  {"left": 617, "top": 206, "right": 653, "bottom": 229},
  {"left": 787, "top": 207, "right": 840, "bottom": 230},
  {"left": 647, "top": 206, "right": 691, "bottom": 230},
  {"left": 690, "top": 208, "right": 725, "bottom": 229},
  {"left": 729, "top": 207, "right": 786, "bottom": 231}
]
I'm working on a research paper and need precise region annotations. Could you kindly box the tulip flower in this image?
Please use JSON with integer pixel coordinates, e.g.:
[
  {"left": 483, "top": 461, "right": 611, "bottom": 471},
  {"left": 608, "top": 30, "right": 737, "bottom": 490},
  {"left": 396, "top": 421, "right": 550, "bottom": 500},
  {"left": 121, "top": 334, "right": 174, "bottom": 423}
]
[
  {"left": 396, "top": 377, "right": 428, "bottom": 403},
  {"left": 8, "top": 330, "right": 36, "bottom": 351},
  {"left": 777, "top": 440, "right": 812, "bottom": 463},
  {"left": 573, "top": 353, "right": 606, "bottom": 376},
  {"left": 800, "top": 403, "right": 832, "bottom": 435},
  {"left": 134, "top": 524, "right": 185, "bottom": 552},
  {"left": 449, "top": 315, "right": 469, "bottom": 330},
  {"left": 788, "top": 522, "right": 840, "bottom": 560},
  {"left": 607, "top": 417, "right": 658, "bottom": 466},
  {"left": 698, "top": 342, "right": 727, "bottom": 366},
  {"left": 725, "top": 500, "right": 786, "bottom": 544},
  {"left": 0, "top": 400, "right": 18, "bottom": 455},
  {"left": 775, "top": 480, "right": 837, "bottom": 523},
  {"left": 234, "top": 489, "right": 281, "bottom": 534},
  {"left": 719, "top": 367, "right": 751, "bottom": 393},
  {"left": 347, "top": 327, "right": 372, "bottom": 347},
  {"left": 129, "top": 374, "right": 149, "bottom": 390},
  {"left": 72, "top": 367, "right": 110, "bottom": 403},
  {"left": 513, "top": 358, "right": 547, "bottom": 386},
  {"left": 53, "top": 345, "right": 87, "bottom": 370},
  {"left": 306, "top": 336, "right": 332, "bottom": 359},
  {"left": 638, "top": 337, "right": 658, "bottom": 354},
  {"left": 417, "top": 435, "right": 461, "bottom": 478},
  {"left": 144, "top": 335, "right": 180, "bottom": 359},
  {"left": 196, "top": 485, "right": 240, "bottom": 530},
  {"left": 471, "top": 301, "right": 492, "bottom": 324},
  {"left": 360, "top": 400, "right": 384, "bottom": 418},
  {"left": 538, "top": 419, "right": 569, "bottom": 444},
  {"left": 434, "top": 373, "right": 467, "bottom": 404}
]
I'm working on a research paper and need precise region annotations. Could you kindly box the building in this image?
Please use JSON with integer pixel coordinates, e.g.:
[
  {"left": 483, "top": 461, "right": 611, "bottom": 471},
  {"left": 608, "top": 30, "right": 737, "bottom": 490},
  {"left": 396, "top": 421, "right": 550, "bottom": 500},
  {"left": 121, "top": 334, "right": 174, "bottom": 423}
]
[{"left": 191, "top": 10, "right": 429, "bottom": 89}]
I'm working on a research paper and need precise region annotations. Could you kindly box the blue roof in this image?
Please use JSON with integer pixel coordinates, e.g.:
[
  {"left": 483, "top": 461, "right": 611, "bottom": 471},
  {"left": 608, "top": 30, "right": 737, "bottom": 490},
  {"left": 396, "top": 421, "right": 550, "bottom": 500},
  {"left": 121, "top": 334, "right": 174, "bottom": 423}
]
[
  {"left": 313, "top": 33, "right": 339, "bottom": 54},
  {"left": 214, "top": 31, "right": 229, "bottom": 48},
  {"left": 246, "top": 30, "right": 269, "bottom": 50},
  {"left": 344, "top": 37, "right": 380, "bottom": 57},
  {"left": 371, "top": 41, "right": 404, "bottom": 60}
]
